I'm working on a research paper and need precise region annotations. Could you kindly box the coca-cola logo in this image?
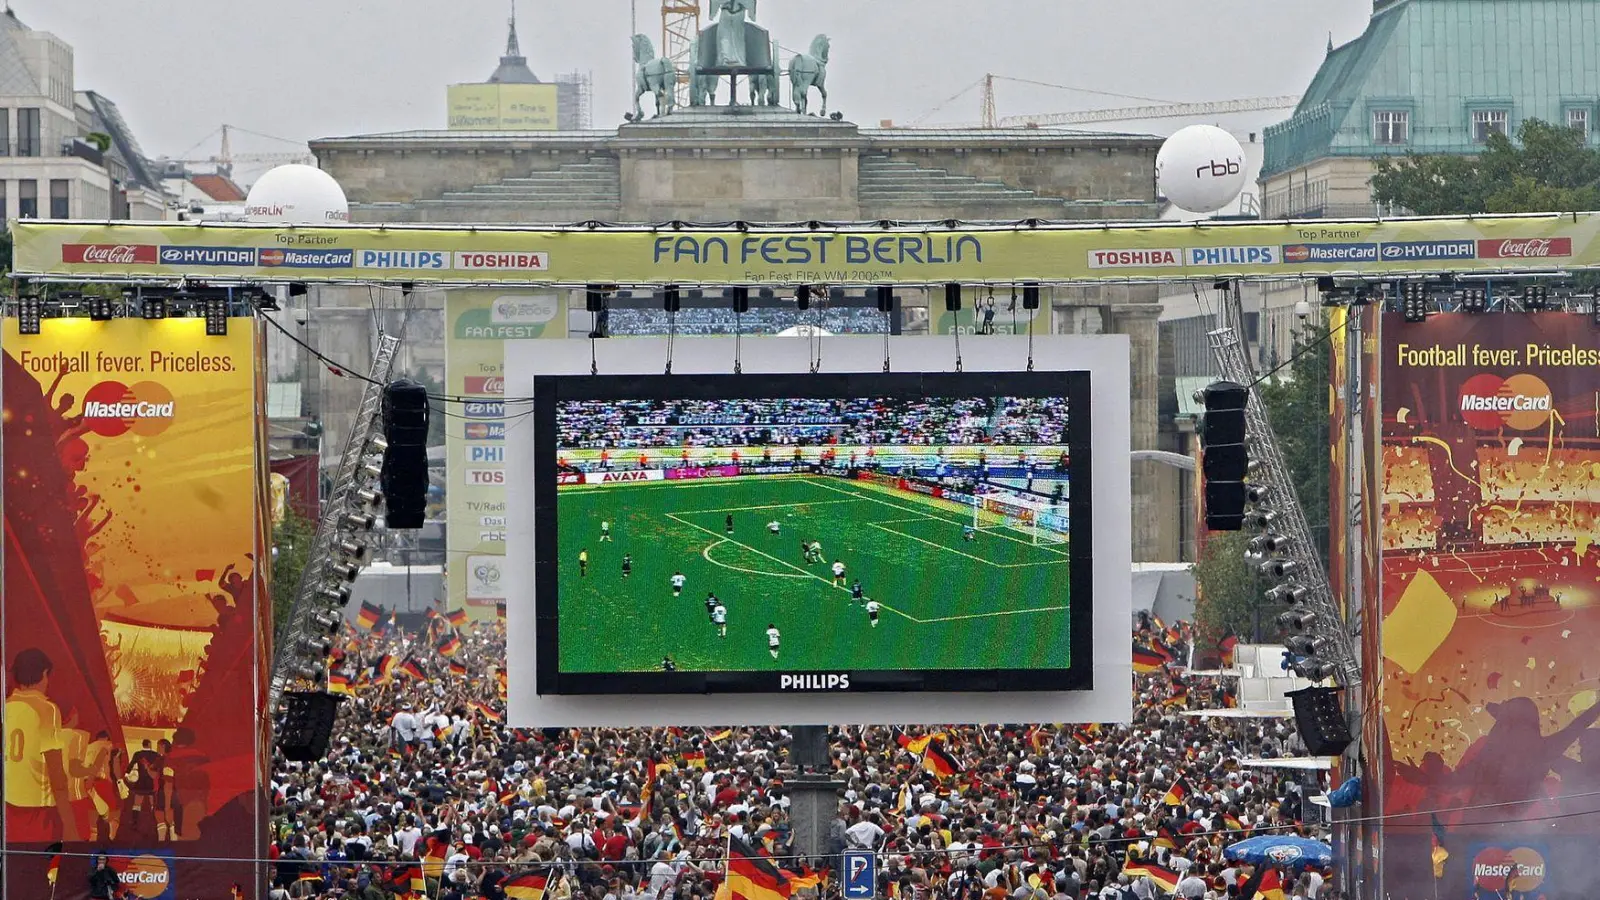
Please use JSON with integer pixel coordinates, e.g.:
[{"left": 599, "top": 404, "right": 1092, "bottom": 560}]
[
  {"left": 63, "top": 244, "right": 159, "bottom": 265},
  {"left": 463, "top": 376, "right": 504, "bottom": 395},
  {"left": 1477, "top": 238, "right": 1574, "bottom": 259}
]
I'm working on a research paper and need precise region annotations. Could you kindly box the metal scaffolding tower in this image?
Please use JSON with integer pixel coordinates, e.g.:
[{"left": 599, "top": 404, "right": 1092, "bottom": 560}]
[
  {"left": 268, "top": 334, "right": 401, "bottom": 710},
  {"left": 662, "top": 1, "right": 701, "bottom": 108}
]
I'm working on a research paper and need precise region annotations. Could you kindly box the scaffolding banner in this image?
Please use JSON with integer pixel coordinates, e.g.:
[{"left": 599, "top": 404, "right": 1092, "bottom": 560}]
[
  {"left": 1, "top": 319, "right": 268, "bottom": 898},
  {"left": 445, "top": 290, "right": 567, "bottom": 619},
  {"left": 1375, "top": 312, "right": 1600, "bottom": 899},
  {"left": 14, "top": 215, "right": 1600, "bottom": 284}
]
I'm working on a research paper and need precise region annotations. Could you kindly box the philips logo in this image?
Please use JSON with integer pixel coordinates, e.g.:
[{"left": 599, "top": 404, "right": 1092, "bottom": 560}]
[
  {"left": 780, "top": 674, "right": 850, "bottom": 690},
  {"left": 1188, "top": 246, "right": 1277, "bottom": 266},
  {"left": 468, "top": 446, "right": 504, "bottom": 463},
  {"left": 358, "top": 250, "right": 448, "bottom": 269}
]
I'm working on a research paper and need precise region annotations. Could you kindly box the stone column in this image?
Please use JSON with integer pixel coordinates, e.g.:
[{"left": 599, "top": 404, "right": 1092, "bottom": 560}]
[{"left": 1106, "top": 302, "right": 1164, "bottom": 562}]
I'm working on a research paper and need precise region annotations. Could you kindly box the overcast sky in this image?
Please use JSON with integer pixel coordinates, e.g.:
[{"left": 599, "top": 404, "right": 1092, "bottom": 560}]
[{"left": 35, "top": 0, "right": 1373, "bottom": 169}]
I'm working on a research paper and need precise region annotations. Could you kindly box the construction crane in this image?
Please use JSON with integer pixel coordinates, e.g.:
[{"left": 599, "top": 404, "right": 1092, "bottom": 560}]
[
  {"left": 967, "top": 74, "right": 1297, "bottom": 129},
  {"left": 160, "top": 124, "right": 312, "bottom": 180},
  {"left": 661, "top": 1, "right": 701, "bottom": 108}
]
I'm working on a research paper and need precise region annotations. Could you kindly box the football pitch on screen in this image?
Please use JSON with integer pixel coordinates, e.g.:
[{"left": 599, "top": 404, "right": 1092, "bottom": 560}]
[{"left": 555, "top": 475, "right": 1071, "bottom": 674}]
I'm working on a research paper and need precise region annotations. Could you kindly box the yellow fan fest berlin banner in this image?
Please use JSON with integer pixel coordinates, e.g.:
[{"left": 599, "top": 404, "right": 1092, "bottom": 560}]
[
  {"left": 13, "top": 214, "right": 1600, "bottom": 285},
  {"left": 1, "top": 318, "right": 269, "bottom": 898}
]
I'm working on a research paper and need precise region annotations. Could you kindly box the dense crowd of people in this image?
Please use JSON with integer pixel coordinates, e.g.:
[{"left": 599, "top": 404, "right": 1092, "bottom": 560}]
[
  {"left": 604, "top": 306, "right": 891, "bottom": 337},
  {"left": 266, "top": 615, "right": 1331, "bottom": 899},
  {"left": 556, "top": 398, "right": 1069, "bottom": 452}
]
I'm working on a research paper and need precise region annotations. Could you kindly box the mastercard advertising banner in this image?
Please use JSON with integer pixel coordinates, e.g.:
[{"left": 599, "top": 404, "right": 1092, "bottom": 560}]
[
  {"left": 1375, "top": 312, "right": 1600, "bottom": 899},
  {"left": 1, "top": 319, "right": 268, "bottom": 899}
]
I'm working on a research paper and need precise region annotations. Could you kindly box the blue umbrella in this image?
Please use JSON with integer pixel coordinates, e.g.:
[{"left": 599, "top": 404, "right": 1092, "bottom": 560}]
[{"left": 1223, "top": 835, "right": 1333, "bottom": 868}]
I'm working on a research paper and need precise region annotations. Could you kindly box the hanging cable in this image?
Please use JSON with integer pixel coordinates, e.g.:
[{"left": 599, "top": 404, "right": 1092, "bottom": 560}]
[
  {"left": 1026, "top": 291, "right": 1036, "bottom": 372},
  {"left": 664, "top": 307, "right": 676, "bottom": 375}
]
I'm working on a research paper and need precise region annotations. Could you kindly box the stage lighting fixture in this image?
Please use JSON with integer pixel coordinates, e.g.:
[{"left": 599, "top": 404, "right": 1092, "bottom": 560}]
[
  {"left": 345, "top": 512, "right": 376, "bottom": 531},
  {"left": 731, "top": 285, "right": 750, "bottom": 313},
  {"left": 18, "top": 296, "right": 41, "bottom": 334},
  {"left": 1524, "top": 284, "right": 1550, "bottom": 310},
  {"left": 356, "top": 488, "right": 382, "bottom": 507},
  {"left": 1245, "top": 484, "right": 1270, "bottom": 504},
  {"left": 1286, "top": 635, "right": 1328, "bottom": 657},
  {"left": 1295, "top": 661, "right": 1340, "bottom": 683},
  {"left": 300, "top": 636, "right": 335, "bottom": 658},
  {"left": 88, "top": 295, "right": 114, "bottom": 321},
  {"left": 318, "top": 585, "right": 352, "bottom": 605},
  {"left": 661, "top": 285, "right": 681, "bottom": 312},
  {"left": 1278, "top": 610, "right": 1317, "bottom": 631},
  {"left": 1259, "top": 559, "right": 1300, "bottom": 579},
  {"left": 1249, "top": 533, "right": 1292, "bottom": 555},
  {"left": 1267, "top": 583, "right": 1309, "bottom": 606},
  {"left": 1400, "top": 282, "right": 1426, "bottom": 323},
  {"left": 1461, "top": 287, "right": 1488, "bottom": 314},
  {"left": 1022, "top": 283, "right": 1040, "bottom": 311},
  {"left": 944, "top": 283, "right": 962, "bottom": 312},
  {"left": 142, "top": 295, "right": 168, "bottom": 319},
  {"left": 204, "top": 297, "right": 228, "bottom": 336},
  {"left": 337, "top": 540, "right": 366, "bottom": 560},
  {"left": 875, "top": 285, "right": 894, "bottom": 312},
  {"left": 311, "top": 611, "right": 340, "bottom": 632}
]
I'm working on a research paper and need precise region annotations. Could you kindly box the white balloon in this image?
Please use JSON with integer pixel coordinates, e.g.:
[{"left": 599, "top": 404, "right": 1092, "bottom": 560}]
[
  {"left": 244, "top": 164, "right": 350, "bottom": 225},
  {"left": 1156, "top": 125, "right": 1247, "bottom": 214}
]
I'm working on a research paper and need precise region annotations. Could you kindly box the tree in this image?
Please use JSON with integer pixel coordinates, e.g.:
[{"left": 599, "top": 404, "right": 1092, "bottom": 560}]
[
  {"left": 1193, "top": 531, "right": 1260, "bottom": 647},
  {"left": 270, "top": 507, "right": 319, "bottom": 634},
  {"left": 1372, "top": 118, "right": 1600, "bottom": 214},
  {"left": 1257, "top": 328, "right": 1331, "bottom": 571}
]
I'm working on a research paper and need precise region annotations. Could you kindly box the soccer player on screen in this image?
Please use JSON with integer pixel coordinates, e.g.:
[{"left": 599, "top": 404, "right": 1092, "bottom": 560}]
[
  {"left": 768, "top": 519, "right": 781, "bottom": 536},
  {"left": 963, "top": 525, "right": 976, "bottom": 542},
  {"left": 725, "top": 513, "right": 735, "bottom": 534},
  {"left": 621, "top": 555, "right": 633, "bottom": 578},
  {"left": 713, "top": 603, "right": 728, "bottom": 638},
  {"left": 599, "top": 520, "right": 612, "bottom": 542},
  {"left": 766, "top": 624, "right": 781, "bottom": 658},
  {"left": 671, "top": 571, "right": 686, "bottom": 597},
  {"left": 850, "top": 580, "right": 864, "bottom": 605},
  {"left": 578, "top": 549, "right": 589, "bottom": 577},
  {"left": 832, "top": 560, "right": 846, "bottom": 587},
  {"left": 865, "top": 599, "right": 881, "bottom": 627},
  {"left": 705, "top": 592, "right": 719, "bottom": 622}
]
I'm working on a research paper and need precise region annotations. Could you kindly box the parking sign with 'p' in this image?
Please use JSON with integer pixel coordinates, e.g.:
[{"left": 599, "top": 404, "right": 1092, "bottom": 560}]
[{"left": 843, "top": 851, "right": 875, "bottom": 900}]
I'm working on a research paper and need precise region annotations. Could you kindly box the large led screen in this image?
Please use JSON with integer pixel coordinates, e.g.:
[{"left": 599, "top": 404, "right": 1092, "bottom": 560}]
[{"left": 532, "top": 372, "right": 1094, "bottom": 695}]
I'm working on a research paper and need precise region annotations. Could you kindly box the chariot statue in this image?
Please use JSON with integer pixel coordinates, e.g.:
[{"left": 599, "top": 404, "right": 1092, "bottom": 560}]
[
  {"left": 631, "top": 34, "right": 678, "bottom": 119},
  {"left": 688, "top": 0, "right": 780, "bottom": 108}
]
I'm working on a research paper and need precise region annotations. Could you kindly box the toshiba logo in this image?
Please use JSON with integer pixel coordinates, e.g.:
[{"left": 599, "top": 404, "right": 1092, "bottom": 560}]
[{"left": 1458, "top": 373, "right": 1553, "bottom": 431}]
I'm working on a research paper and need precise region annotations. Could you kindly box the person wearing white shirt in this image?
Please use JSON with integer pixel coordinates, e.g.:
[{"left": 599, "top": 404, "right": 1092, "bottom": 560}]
[
  {"left": 390, "top": 707, "right": 420, "bottom": 747},
  {"left": 1176, "top": 872, "right": 1207, "bottom": 899},
  {"left": 648, "top": 853, "right": 677, "bottom": 898},
  {"left": 845, "top": 816, "right": 884, "bottom": 850}
]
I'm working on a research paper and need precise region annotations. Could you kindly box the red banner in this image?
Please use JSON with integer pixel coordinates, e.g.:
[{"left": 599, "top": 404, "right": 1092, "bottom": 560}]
[
  {"left": 2, "top": 319, "right": 268, "bottom": 898},
  {"left": 1376, "top": 312, "right": 1600, "bottom": 898}
]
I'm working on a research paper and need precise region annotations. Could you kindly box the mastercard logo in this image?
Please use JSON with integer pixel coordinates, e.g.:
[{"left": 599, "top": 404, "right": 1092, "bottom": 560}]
[
  {"left": 1471, "top": 846, "right": 1546, "bottom": 893},
  {"left": 110, "top": 854, "right": 172, "bottom": 899},
  {"left": 1458, "top": 373, "right": 1553, "bottom": 431},
  {"left": 80, "top": 381, "right": 176, "bottom": 438}
]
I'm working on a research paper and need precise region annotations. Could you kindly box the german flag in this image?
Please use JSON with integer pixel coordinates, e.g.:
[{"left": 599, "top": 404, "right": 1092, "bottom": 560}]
[
  {"left": 328, "top": 673, "right": 355, "bottom": 696},
  {"left": 708, "top": 728, "right": 733, "bottom": 742},
  {"left": 506, "top": 872, "right": 549, "bottom": 900},
  {"left": 436, "top": 634, "right": 463, "bottom": 657},
  {"left": 638, "top": 779, "right": 654, "bottom": 821},
  {"left": 1243, "top": 866, "right": 1284, "bottom": 900},
  {"left": 921, "top": 739, "right": 962, "bottom": 778},
  {"left": 725, "top": 836, "right": 791, "bottom": 900},
  {"left": 1219, "top": 627, "right": 1239, "bottom": 668},
  {"left": 1164, "top": 683, "right": 1189, "bottom": 707},
  {"left": 356, "top": 601, "right": 383, "bottom": 631},
  {"left": 446, "top": 608, "right": 470, "bottom": 628},
  {"left": 422, "top": 828, "right": 452, "bottom": 879},
  {"left": 1223, "top": 813, "right": 1244, "bottom": 831},
  {"left": 400, "top": 658, "right": 427, "bottom": 681},
  {"left": 496, "top": 670, "right": 508, "bottom": 699},
  {"left": 785, "top": 866, "right": 824, "bottom": 892},
  {"left": 1223, "top": 690, "right": 1239, "bottom": 709},
  {"left": 470, "top": 699, "right": 503, "bottom": 723},
  {"left": 1026, "top": 727, "right": 1050, "bottom": 754},
  {"left": 298, "top": 871, "right": 324, "bottom": 884},
  {"left": 425, "top": 608, "right": 441, "bottom": 621},
  {"left": 1133, "top": 646, "right": 1168, "bottom": 674},
  {"left": 683, "top": 749, "right": 707, "bottom": 769},
  {"left": 44, "top": 841, "right": 61, "bottom": 886},
  {"left": 1123, "top": 861, "right": 1179, "bottom": 894},
  {"left": 1162, "top": 778, "right": 1191, "bottom": 807},
  {"left": 448, "top": 660, "right": 468, "bottom": 677},
  {"left": 895, "top": 732, "right": 941, "bottom": 755},
  {"left": 394, "top": 863, "right": 426, "bottom": 895},
  {"left": 1072, "top": 724, "right": 1102, "bottom": 745},
  {"left": 1153, "top": 826, "right": 1176, "bottom": 850},
  {"left": 374, "top": 654, "right": 397, "bottom": 683},
  {"left": 499, "top": 787, "right": 521, "bottom": 805},
  {"left": 668, "top": 817, "right": 687, "bottom": 847}
]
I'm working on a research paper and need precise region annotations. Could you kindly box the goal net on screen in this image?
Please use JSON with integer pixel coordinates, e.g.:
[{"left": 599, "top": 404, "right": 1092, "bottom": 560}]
[{"left": 971, "top": 496, "right": 1069, "bottom": 546}]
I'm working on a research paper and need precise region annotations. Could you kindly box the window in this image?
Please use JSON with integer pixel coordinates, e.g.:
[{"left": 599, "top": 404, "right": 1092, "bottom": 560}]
[
  {"left": 1473, "top": 109, "right": 1509, "bottom": 143},
  {"left": 17, "top": 179, "right": 36, "bottom": 218},
  {"left": 0, "top": 109, "right": 9, "bottom": 157},
  {"left": 16, "top": 108, "right": 39, "bottom": 157},
  {"left": 1373, "top": 110, "right": 1409, "bottom": 145},
  {"left": 1568, "top": 107, "right": 1590, "bottom": 139},
  {"left": 0, "top": 181, "right": 7, "bottom": 220},
  {"left": 49, "top": 179, "right": 68, "bottom": 218}
]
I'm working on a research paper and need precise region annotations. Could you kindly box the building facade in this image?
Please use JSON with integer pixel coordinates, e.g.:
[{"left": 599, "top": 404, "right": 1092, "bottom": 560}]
[
  {"left": 308, "top": 115, "right": 1189, "bottom": 561},
  {"left": 0, "top": 10, "right": 165, "bottom": 222}
]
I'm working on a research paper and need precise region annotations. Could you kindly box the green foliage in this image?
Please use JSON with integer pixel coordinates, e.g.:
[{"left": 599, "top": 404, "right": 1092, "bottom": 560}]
[
  {"left": 1193, "top": 531, "right": 1258, "bottom": 646},
  {"left": 271, "top": 506, "right": 319, "bottom": 634},
  {"left": 1372, "top": 118, "right": 1600, "bottom": 214},
  {"left": 85, "top": 132, "right": 113, "bottom": 153},
  {"left": 1257, "top": 328, "right": 1331, "bottom": 570}
]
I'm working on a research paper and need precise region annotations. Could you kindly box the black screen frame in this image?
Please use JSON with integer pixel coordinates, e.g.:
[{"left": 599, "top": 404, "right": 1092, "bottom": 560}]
[{"left": 533, "top": 370, "right": 1094, "bottom": 696}]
